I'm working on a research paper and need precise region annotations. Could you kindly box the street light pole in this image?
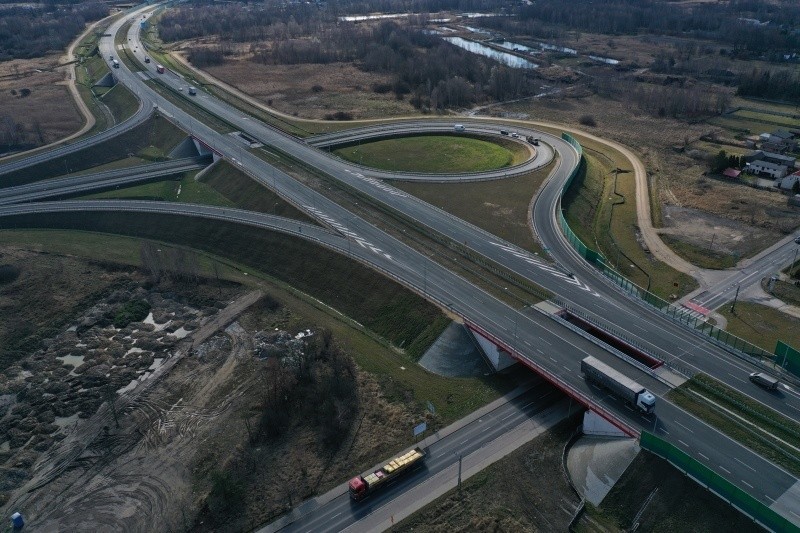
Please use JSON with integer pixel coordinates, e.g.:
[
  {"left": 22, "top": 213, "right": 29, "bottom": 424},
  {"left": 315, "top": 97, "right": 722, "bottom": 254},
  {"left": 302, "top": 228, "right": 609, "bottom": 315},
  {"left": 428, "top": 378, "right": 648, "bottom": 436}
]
[{"left": 730, "top": 284, "right": 740, "bottom": 314}]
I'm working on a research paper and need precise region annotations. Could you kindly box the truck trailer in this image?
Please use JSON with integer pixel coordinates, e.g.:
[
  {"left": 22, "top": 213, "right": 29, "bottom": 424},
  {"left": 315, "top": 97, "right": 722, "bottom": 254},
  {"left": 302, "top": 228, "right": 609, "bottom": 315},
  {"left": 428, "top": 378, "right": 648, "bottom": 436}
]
[
  {"left": 581, "top": 356, "right": 656, "bottom": 414},
  {"left": 348, "top": 447, "right": 425, "bottom": 501}
]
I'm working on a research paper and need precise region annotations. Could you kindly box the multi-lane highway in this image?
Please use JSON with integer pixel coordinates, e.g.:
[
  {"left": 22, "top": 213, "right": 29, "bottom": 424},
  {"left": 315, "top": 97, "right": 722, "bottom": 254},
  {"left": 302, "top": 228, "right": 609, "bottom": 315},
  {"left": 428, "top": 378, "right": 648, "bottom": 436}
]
[{"left": 2, "top": 5, "right": 799, "bottom": 530}]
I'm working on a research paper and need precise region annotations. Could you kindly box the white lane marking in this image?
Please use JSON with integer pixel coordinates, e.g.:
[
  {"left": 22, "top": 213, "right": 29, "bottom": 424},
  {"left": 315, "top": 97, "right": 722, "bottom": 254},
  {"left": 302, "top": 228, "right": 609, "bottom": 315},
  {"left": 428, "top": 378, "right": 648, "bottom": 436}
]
[
  {"left": 674, "top": 420, "right": 694, "bottom": 433},
  {"left": 659, "top": 427, "right": 670, "bottom": 435},
  {"left": 460, "top": 438, "right": 470, "bottom": 445},
  {"left": 742, "top": 480, "right": 754, "bottom": 489},
  {"left": 540, "top": 338, "right": 552, "bottom": 346},
  {"left": 303, "top": 205, "right": 392, "bottom": 261},
  {"left": 764, "top": 494, "right": 775, "bottom": 503},
  {"left": 562, "top": 365, "right": 571, "bottom": 372},
  {"left": 524, "top": 340, "right": 532, "bottom": 347},
  {"left": 678, "top": 440, "right": 689, "bottom": 447},
  {"left": 549, "top": 356, "right": 557, "bottom": 363},
  {"left": 719, "top": 465, "right": 731, "bottom": 474},
  {"left": 791, "top": 510, "right": 800, "bottom": 519},
  {"left": 501, "top": 412, "right": 516, "bottom": 421},
  {"left": 734, "top": 457, "right": 756, "bottom": 472},
  {"left": 698, "top": 452, "right": 709, "bottom": 461},
  {"left": 624, "top": 405, "right": 634, "bottom": 412},
  {"left": 489, "top": 241, "right": 596, "bottom": 293},
  {"left": 539, "top": 391, "right": 554, "bottom": 400},
  {"left": 640, "top": 416, "right": 649, "bottom": 423}
]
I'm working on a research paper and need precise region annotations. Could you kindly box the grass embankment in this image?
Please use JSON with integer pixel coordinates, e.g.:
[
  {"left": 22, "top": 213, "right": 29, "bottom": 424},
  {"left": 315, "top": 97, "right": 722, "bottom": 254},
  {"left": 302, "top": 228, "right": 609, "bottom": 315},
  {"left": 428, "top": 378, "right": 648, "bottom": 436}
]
[
  {"left": 394, "top": 163, "right": 553, "bottom": 254},
  {"left": 580, "top": 451, "right": 763, "bottom": 533},
  {"left": 99, "top": 84, "right": 140, "bottom": 123},
  {"left": 2, "top": 116, "right": 186, "bottom": 187},
  {"left": 83, "top": 170, "right": 231, "bottom": 204},
  {"left": 85, "top": 160, "right": 314, "bottom": 223},
  {"left": 0, "top": 228, "right": 509, "bottom": 424},
  {"left": 668, "top": 373, "right": 800, "bottom": 477},
  {"left": 562, "top": 141, "right": 697, "bottom": 299},
  {"left": 333, "top": 134, "right": 528, "bottom": 173},
  {"left": 719, "top": 301, "right": 800, "bottom": 354},
  {"left": 0, "top": 212, "right": 448, "bottom": 360}
]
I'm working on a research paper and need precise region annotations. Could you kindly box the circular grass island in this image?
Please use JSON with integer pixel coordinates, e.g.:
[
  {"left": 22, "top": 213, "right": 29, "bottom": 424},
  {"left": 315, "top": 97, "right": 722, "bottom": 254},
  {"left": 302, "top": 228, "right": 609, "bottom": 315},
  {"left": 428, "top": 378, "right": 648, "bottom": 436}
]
[{"left": 332, "top": 134, "right": 530, "bottom": 173}]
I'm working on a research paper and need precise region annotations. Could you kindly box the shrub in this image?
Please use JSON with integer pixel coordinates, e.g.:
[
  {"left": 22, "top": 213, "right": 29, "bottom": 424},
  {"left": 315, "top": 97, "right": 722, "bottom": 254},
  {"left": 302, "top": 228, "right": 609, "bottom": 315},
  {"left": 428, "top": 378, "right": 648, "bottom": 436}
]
[
  {"left": 0, "top": 265, "right": 21, "bottom": 284},
  {"left": 579, "top": 114, "right": 596, "bottom": 127},
  {"left": 311, "top": 84, "right": 324, "bottom": 93},
  {"left": 112, "top": 298, "right": 151, "bottom": 328}
]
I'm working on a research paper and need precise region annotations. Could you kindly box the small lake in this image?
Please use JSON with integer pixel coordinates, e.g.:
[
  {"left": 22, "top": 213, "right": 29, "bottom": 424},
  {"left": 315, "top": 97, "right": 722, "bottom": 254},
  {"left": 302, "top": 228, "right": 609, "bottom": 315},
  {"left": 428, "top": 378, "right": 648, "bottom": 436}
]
[
  {"left": 495, "top": 41, "right": 540, "bottom": 55},
  {"left": 539, "top": 42, "right": 578, "bottom": 55},
  {"left": 444, "top": 37, "right": 538, "bottom": 69}
]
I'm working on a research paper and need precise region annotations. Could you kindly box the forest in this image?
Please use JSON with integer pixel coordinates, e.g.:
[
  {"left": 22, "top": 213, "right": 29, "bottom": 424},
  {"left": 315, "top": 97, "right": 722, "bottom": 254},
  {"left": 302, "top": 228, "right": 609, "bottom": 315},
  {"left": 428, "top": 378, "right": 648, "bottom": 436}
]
[
  {"left": 0, "top": 2, "right": 108, "bottom": 61},
  {"left": 159, "top": 0, "right": 800, "bottom": 107}
]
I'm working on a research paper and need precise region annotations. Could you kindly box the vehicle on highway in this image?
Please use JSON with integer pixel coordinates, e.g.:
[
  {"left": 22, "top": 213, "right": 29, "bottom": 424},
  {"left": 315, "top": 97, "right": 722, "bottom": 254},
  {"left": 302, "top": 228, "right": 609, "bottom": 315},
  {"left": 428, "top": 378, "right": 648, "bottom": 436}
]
[
  {"left": 454, "top": 124, "right": 465, "bottom": 132},
  {"left": 750, "top": 372, "right": 779, "bottom": 390},
  {"left": 795, "top": 236, "right": 800, "bottom": 244},
  {"left": 511, "top": 132, "right": 519, "bottom": 138},
  {"left": 112, "top": 59, "right": 120, "bottom": 69},
  {"left": 500, "top": 130, "right": 509, "bottom": 135},
  {"left": 109, "top": 54, "right": 114, "bottom": 60},
  {"left": 188, "top": 86, "right": 197, "bottom": 96},
  {"left": 348, "top": 447, "right": 425, "bottom": 501},
  {"left": 144, "top": 56, "right": 150, "bottom": 63},
  {"left": 581, "top": 356, "right": 656, "bottom": 413},
  {"left": 156, "top": 64, "right": 165, "bottom": 74},
  {"left": 526, "top": 136, "right": 540, "bottom": 145}
]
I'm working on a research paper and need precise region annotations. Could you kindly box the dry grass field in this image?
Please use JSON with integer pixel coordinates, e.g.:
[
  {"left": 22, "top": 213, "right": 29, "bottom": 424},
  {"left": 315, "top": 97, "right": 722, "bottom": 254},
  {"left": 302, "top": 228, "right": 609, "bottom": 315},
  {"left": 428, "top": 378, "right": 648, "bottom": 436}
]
[
  {"left": 204, "top": 58, "right": 417, "bottom": 120},
  {"left": 0, "top": 56, "right": 84, "bottom": 154},
  {"left": 496, "top": 94, "right": 796, "bottom": 250}
]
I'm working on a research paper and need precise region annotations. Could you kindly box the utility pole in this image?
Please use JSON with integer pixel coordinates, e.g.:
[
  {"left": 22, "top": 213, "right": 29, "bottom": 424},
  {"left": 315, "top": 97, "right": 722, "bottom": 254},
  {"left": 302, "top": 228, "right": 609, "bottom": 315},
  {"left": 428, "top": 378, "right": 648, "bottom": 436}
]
[
  {"left": 457, "top": 453, "right": 463, "bottom": 496},
  {"left": 730, "top": 284, "right": 740, "bottom": 314}
]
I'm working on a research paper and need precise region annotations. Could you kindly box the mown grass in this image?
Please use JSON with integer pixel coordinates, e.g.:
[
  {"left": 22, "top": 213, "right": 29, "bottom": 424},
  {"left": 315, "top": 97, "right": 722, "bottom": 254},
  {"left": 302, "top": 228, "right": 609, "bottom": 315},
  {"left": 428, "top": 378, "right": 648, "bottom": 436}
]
[
  {"left": 100, "top": 83, "right": 140, "bottom": 123},
  {"left": 0, "top": 211, "right": 447, "bottom": 361},
  {"left": 562, "top": 146, "right": 697, "bottom": 299},
  {"left": 82, "top": 170, "right": 233, "bottom": 206},
  {"left": 199, "top": 160, "right": 314, "bottom": 221},
  {"left": 719, "top": 301, "right": 800, "bottom": 354},
  {"left": 734, "top": 109, "right": 800, "bottom": 129},
  {"left": 2, "top": 116, "right": 186, "bottom": 187},
  {"left": 583, "top": 451, "right": 763, "bottom": 533},
  {"left": 394, "top": 163, "right": 554, "bottom": 254},
  {"left": 668, "top": 385, "right": 800, "bottom": 478},
  {"left": 333, "top": 134, "right": 525, "bottom": 173},
  {"left": 660, "top": 234, "right": 738, "bottom": 270}
]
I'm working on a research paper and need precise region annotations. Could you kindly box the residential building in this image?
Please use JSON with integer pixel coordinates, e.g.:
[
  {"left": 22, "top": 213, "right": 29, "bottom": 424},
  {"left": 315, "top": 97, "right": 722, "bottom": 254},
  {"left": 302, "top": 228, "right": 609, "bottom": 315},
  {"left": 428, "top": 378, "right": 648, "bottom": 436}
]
[{"left": 747, "top": 160, "right": 789, "bottom": 179}]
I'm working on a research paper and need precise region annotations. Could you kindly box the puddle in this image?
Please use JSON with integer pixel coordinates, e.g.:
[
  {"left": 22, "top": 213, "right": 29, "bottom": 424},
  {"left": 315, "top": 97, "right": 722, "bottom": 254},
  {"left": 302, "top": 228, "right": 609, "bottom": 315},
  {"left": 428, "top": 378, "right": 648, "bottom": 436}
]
[
  {"left": 148, "top": 358, "right": 164, "bottom": 371},
  {"left": 75, "top": 343, "right": 87, "bottom": 348},
  {"left": 57, "top": 354, "right": 85, "bottom": 372},
  {"left": 0, "top": 441, "right": 8, "bottom": 452},
  {"left": 117, "top": 379, "right": 139, "bottom": 394},
  {"left": 53, "top": 413, "right": 80, "bottom": 431},
  {"left": 143, "top": 312, "right": 171, "bottom": 332},
  {"left": 443, "top": 37, "right": 538, "bottom": 68},
  {"left": 125, "top": 347, "right": 144, "bottom": 356},
  {"left": 169, "top": 327, "right": 190, "bottom": 339}
]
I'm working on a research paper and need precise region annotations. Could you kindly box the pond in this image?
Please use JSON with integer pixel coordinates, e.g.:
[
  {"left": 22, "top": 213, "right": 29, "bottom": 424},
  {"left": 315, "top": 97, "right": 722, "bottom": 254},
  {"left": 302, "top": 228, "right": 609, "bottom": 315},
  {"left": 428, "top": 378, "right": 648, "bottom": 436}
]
[{"left": 443, "top": 37, "right": 538, "bottom": 69}]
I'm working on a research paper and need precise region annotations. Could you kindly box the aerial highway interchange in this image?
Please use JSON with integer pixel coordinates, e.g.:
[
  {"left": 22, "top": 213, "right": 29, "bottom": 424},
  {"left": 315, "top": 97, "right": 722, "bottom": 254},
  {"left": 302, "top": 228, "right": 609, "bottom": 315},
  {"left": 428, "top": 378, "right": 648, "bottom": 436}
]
[{"left": 2, "top": 4, "right": 800, "bottom": 530}]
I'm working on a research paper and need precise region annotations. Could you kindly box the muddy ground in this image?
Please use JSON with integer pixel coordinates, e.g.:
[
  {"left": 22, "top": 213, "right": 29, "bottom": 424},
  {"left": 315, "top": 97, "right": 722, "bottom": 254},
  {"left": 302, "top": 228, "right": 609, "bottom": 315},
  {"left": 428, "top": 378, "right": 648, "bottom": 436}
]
[
  {"left": 659, "top": 205, "right": 778, "bottom": 258},
  {"left": 0, "top": 245, "right": 427, "bottom": 531}
]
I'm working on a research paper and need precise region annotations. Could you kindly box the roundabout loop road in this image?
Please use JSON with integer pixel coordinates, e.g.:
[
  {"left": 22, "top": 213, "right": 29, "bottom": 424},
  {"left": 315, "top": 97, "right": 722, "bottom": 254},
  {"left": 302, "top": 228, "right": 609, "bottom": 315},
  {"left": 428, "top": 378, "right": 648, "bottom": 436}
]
[{"left": 305, "top": 121, "right": 555, "bottom": 182}]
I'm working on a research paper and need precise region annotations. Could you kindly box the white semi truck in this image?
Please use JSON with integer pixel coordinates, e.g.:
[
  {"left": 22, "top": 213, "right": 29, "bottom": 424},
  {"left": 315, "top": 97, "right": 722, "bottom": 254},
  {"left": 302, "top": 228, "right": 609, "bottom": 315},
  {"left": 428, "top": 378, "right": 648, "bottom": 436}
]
[{"left": 581, "top": 356, "right": 656, "bottom": 414}]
